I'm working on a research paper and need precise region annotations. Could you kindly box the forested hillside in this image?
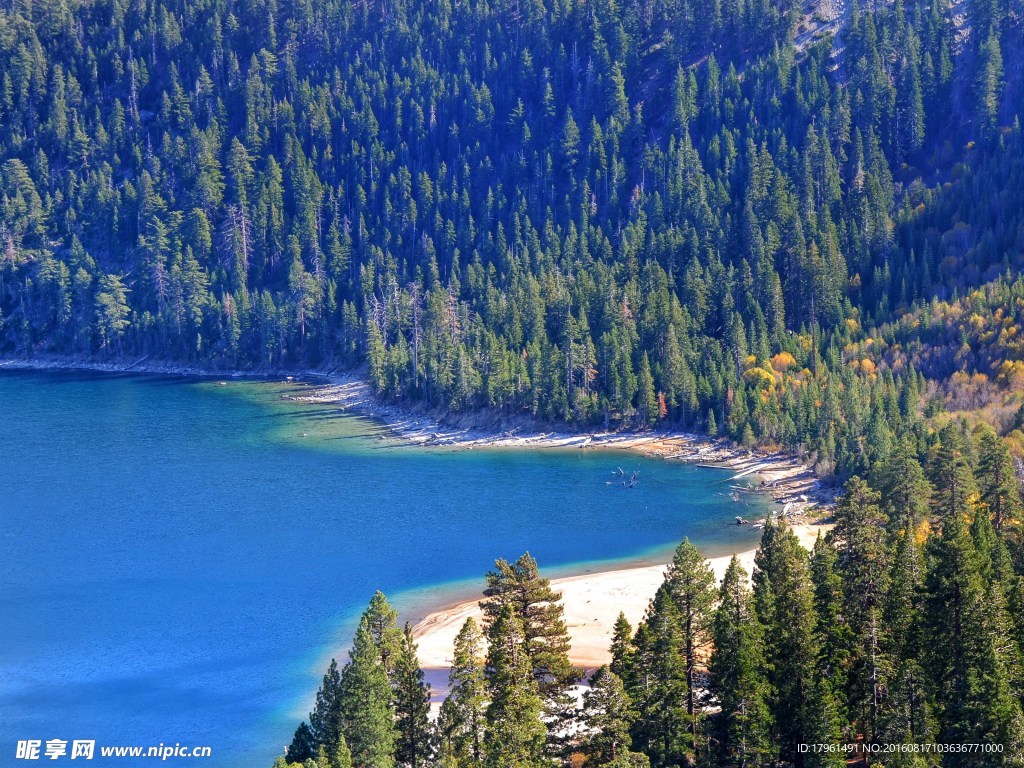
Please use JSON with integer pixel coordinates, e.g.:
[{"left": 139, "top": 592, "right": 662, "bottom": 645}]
[
  {"left": 2, "top": 0, "right": 1024, "bottom": 472},
  {"left": 276, "top": 420, "right": 1024, "bottom": 768}
]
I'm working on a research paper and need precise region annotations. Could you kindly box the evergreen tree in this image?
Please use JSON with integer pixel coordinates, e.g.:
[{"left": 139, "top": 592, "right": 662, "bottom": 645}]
[
  {"left": 393, "top": 624, "right": 433, "bottom": 768},
  {"left": 801, "top": 677, "right": 847, "bottom": 768},
  {"left": 873, "top": 441, "right": 931, "bottom": 538},
  {"left": 923, "top": 511, "right": 1024, "bottom": 765},
  {"left": 663, "top": 538, "right": 717, "bottom": 758},
  {"left": 286, "top": 722, "right": 317, "bottom": 764},
  {"left": 437, "top": 619, "right": 487, "bottom": 768},
  {"left": 580, "top": 666, "right": 639, "bottom": 766},
  {"left": 339, "top": 619, "right": 398, "bottom": 767},
  {"left": 753, "top": 521, "right": 833, "bottom": 764},
  {"left": 483, "top": 605, "right": 547, "bottom": 768},
  {"left": 627, "top": 586, "right": 689, "bottom": 767},
  {"left": 609, "top": 612, "right": 634, "bottom": 680},
  {"left": 637, "top": 352, "right": 658, "bottom": 426},
  {"left": 830, "top": 477, "right": 890, "bottom": 742},
  {"left": 309, "top": 660, "right": 344, "bottom": 750},
  {"left": 4, "top": 0, "right": 1024, "bottom": 488},
  {"left": 330, "top": 739, "right": 353, "bottom": 768},
  {"left": 877, "top": 522, "right": 934, "bottom": 758},
  {"left": 930, "top": 424, "right": 979, "bottom": 520},
  {"left": 809, "top": 535, "right": 853, "bottom": 722},
  {"left": 975, "top": 425, "right": 1023, "bottom": 533},
  {"left": 364, "top": 590, "right": 404, "bottom": 681},
  {"left": 708, "top": 556, "right": 773, "bottom": 768},
  {"left": 480, "top": 554, "right": 578, "bottom": 699}
]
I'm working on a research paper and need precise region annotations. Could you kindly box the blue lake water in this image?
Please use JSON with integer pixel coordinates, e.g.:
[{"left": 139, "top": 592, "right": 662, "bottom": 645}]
[{"left": 0, "top": 370, "right": 769, "bottom": 767}]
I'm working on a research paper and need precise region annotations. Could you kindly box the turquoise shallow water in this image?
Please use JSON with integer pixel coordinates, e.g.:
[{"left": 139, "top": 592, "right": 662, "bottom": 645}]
[{"left": 0, "top": 371, "right": 769, "bottom": 767}]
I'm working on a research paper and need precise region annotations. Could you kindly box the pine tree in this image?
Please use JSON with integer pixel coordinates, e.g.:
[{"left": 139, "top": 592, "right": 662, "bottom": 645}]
[
  {"left": 873, "top": 441, "right": 931, "bottom": 538},
  {"left": 708, "top": 556, "right": 773, "bottom": 768},
  {"left": 483, "top": 605, "right": 547, "bottom": 768},
  {"left": 809, "top": 535, "right": 853, "bottom": 722},
  {"left": 331, "top": 738, "right": 353, "bottom": 768},
  {"left": 752, "top": 521, "right": 830, "bottom": 764},
  {"left": 313, "top": 744, "right": 332, "bottom": 768},
  {"left": 394, "top": 624, "right": 433, "bottom": 768},
  {"left": 637, "top": 352, "right": 658, "bottom": 426},
  {"left": 830, "top": 477, "right": 890, "bottom": 742},
  {"left": 970, "top": 510, "right": 1024, "bottom": 702},
  {"left": 930, "top": 424, "right": 979, "bottom": 520},
  {"left": 877, "top": 523, "right": 934, "bottom": 758},
  {"left": 923, "top": 511, "right": 982, "bottom": 751},
  {"left": 975, "top": 425, "right": 1023, "bottom": 533},
  {"left": 436, "top": 618, "right": 487, "bottom": 768},
  {"left": 974, "top": 32, "right": 1003, "bottom": 134},
  {"left": 339, "top": 620, "right": 398, "bottom": 767},
  {"left": 627, "top": 586, "right": 689, "bottom": 767},
  {"left": 609, "top": 612, "right": 634, "bottom": 680},
  {"left": 95, "top": 274, "right": 131, "bottom": 349},
  {"left": 801, "top": 677, "right": 846, "bottom": 768},
  {"left": 480, "top": 554, "right": 577, "bottom": 698},
  {"left": 580, "top": 666, "right": 638, "bottom": 766},
  {"left": 922, "top": 511, "right": 1024, "bottom": 765},
  {"left": 364, "top": 590, "right": 404, "bottom": 681},
  {"left": 707, "top": 409, "right": 718, "bottom": 437},
  {"left": 309, "top": 660, "right": 343, "bottom": 750},
  {"left": 286, "top": 721, "right": 317, "bottom": 764},
  {"left": 663, "top": 539, "right": 717, "bottom": 758}
]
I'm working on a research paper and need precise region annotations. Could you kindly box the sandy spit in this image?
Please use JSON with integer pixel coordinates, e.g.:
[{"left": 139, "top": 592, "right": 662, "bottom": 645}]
[{"left": 412, "top": 522, "right": 832, "bottom": 672}]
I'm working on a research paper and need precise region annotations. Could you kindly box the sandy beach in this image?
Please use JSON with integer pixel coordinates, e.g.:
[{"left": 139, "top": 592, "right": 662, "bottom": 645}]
[
  {"left": 295, "top": 376, "right": 837, "bottom": 678},
  {"left": 411, "top": 521, "right": 832, "bottom": 673}
]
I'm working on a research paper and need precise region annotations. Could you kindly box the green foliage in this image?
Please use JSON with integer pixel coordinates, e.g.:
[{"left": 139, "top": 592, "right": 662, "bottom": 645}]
[
  {"left": 580, "top": 666, "right": 637, "bottom": 766},
  {"left": 873, "top": 441, "right": 931, "bottom": 538},
  {"left": 809, "top": 535, "right": 854, "bottom": 723},
  {"left": 829, "top": 477, "right": 891, "bottom": 740},
  {"left": 708, "top": 557, "right": 773, "bottom": 768},
  {"left": 609, "top": 612, "right": 633, "bottom": 680},
  {"left": 481, "top": 553, "right": 577, "bottom": 699},
  {"left": 923, "top": 511, "right": 1024, "bottom": 765},
  {"left": 436, "top": 618, "right": 487, "bottom": 768},
  {"left": 286, "top": 431, "right": 1024, "bottom": 768},
  {"left": 976, "top": 424, "right": 1024, "bottom": 533},
  {"left": 5, "top": 0, "right": 1024, "bottom": 481},
  {"left": 625, "top": 587, "right": 690, "bottom": 767},
  {"left": 930, "top": 423, "right": 980, "bottom": 520},
  {"left": 339, "top": 608, "right": 399, "bottom": 767},
  {"left": 753, "top": 521, "right": 832, "bottom": 763},
  {"left": 286, "top": 721, "right": 317, "bottom": 765},
  {"left": 394, "top": 625, "right": 433, "bottom": 768},
  {"left": 483, "top": 605, "right": 547, "bottom": 768},
  {"left": 309, "top": 660, "right": 343, "bottom": 750},
  {"left": 663, "top": 539, "right": 717, "bottom": 758}
]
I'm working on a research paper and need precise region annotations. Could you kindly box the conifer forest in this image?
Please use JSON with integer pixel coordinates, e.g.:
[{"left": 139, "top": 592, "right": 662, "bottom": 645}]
[
  {"left": 281, "top": 423, "right": 1024, "bottom": 767},
  {"left": 4, "top": 0, "right": 1024, "bottom": 761},
  {"left": 2, "top": 0, "right": 1024, "bottom": 472}
]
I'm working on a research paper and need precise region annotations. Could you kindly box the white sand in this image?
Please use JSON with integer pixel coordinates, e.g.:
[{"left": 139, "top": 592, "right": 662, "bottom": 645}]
[{"left": 412, "top": 522, "right": 832, "bottom": 670}]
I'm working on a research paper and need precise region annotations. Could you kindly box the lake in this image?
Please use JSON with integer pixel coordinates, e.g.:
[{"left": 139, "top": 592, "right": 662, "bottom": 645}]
[{"left": 0, "top": 370, "right": 769, "bottom": 766}]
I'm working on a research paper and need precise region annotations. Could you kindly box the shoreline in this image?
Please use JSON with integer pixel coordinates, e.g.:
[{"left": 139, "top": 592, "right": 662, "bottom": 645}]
[
  {"left": 2, "top": 355, "right": 834, "bottom": 516},
  {"left": 0, "top": 354, "right": 345, "bottom": 379},
  {"left": 410, "top": 521, "right": 833, "bottom": 678},
  {"left": 4, "top": 354, "right": 836, "bottom": 682},
  {"left": 293, "top": 377, "right": 835, "bottom": 517}
]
